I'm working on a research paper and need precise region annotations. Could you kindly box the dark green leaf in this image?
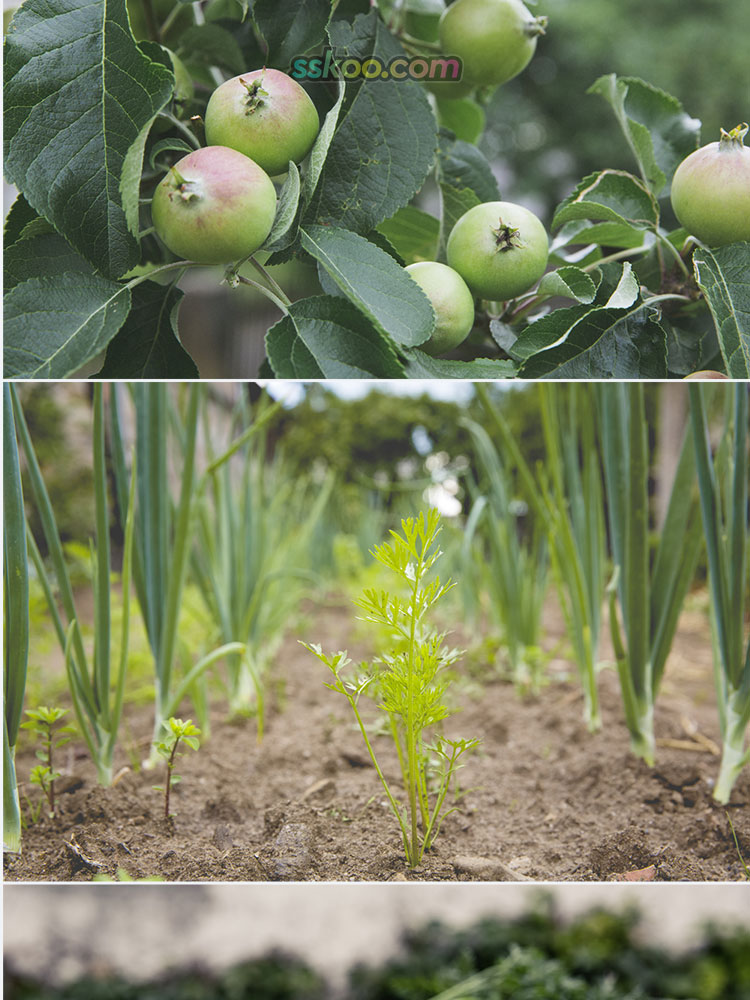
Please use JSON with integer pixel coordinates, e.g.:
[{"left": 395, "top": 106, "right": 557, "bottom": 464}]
[
  {"left": 300, "top": 224, "right": 434, "bottom": 347},
  {"left": 253, "top": 0, "right": 331, "bottom": 67},
  {"left": 175, "top": 24, "right": 246, "bottom": 75},
  {"left": 552, "top": 169, "right": 659, "bottom": 233},
  {"left": 4, "top": 0, "right": 174, "bottom": 278},
  {"left": 98, "top": 281, "right": 198, "bottom": 378},
  {"left": 305, "top": 12, "right": 438, "bottom": 234},
  {"left": 265, "top": 295, "right": 405, "bottom": 377},
  {"left": 4, "top": 274, "right": 131, "bottom": 378},
  {"left": 5, "top": 232, "right": 94, "bottom": 292},
  {"left": 404, "top": 350, "right": 517, "bottom": 378}
]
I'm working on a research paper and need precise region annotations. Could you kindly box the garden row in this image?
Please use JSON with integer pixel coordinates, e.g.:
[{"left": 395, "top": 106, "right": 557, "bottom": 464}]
[{"left": 3, "top": 383, "right": 749, "bottom": 867}]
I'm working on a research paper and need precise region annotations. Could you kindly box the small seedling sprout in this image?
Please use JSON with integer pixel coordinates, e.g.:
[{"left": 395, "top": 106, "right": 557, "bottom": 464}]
[
  {"left": 153, "top": 717, "right": 201, "bottom": 821},
  {"left": 20, "top": 706, "right": 75, "bottom": 818}
]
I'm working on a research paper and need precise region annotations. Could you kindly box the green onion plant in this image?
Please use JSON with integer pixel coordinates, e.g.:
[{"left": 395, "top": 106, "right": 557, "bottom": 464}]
[
  {"left": 475, "top": 384, "right": 607, "bottom": 731},
  {"left": 689, "top": 383, "right": 749, "bottom": 802},
  {"left": 109, "top": 384, "right": 247, "bottom": 761},
  {"left": 597, "top": 383, "right": 703, "bottom": 765},
  {"left": 190, "top": 390, "right": 333, "bottom": 733},
  {"left": 461, "top": 417, "right": 549, "bottom": 694},
  {"left": 3, "top": 385, "right": 29, "bottom": 852},
  {"left": 303, "top": 510, "right": 479, "bottom": 868},
  {"left": 11, "top": 385, "right": 137, "bottom": 786}
]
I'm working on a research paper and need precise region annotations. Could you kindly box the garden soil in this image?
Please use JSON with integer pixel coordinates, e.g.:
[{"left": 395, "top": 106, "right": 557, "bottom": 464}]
[{"left": 5, "top": 596, "right": 749, "bottom": 883}]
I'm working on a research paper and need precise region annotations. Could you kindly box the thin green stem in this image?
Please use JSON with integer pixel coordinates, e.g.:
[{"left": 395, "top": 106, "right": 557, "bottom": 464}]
[
  {"left": 236, "top": 275, "right": 290, "bottom": 315},
  {"left": 248, "top": 258, "right": 293, "bottom": 307}
]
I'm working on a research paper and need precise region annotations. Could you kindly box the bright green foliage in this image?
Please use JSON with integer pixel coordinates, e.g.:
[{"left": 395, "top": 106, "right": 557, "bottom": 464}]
[
  {"left": 20, "top": 706, "right": 75, "bottom": 818},
  {"left": 689, "top": 384, "right": 750, "bottom": 802},
  {"left": 303, "top": 510, "right": 479, "bottom": 868},
  {"left": 461, "top": 418, "right": 549, "bottom": 694},
  {"left": 153, "top": 717, "right": 201, "bottom": 821}
]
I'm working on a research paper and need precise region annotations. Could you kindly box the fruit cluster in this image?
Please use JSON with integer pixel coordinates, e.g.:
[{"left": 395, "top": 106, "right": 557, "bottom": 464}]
[{"left": 152, "top": 68, "right": 320, "bottom": 264}]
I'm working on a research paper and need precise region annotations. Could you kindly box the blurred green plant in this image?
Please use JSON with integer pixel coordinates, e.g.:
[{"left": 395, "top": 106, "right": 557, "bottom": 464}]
[
  {"left": 461, "top": 417, "right": 549, "bottom": 694},
  {"left": 475, "top": 384, "right": 607, "bottom": 730},
  {"left": 190, "top": 389, "right": 332, "bottom": 734},
  {"left": 3, "top": 384, "right": 29, "bottom": 852},
  {"left": 11, "top": 385, "right": 137, "bottom": 786}
]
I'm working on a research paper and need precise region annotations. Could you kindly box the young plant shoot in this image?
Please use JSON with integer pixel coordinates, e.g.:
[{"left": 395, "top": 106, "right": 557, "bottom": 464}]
[
  {"left": 153, "top": 717, "right": 201, "bottom": 821},
  {"left": 303, "top": 510, "right": 479, "bottom": 868},
  {"left": 20, "top": 707, "right": 75, "bottom": 818}
]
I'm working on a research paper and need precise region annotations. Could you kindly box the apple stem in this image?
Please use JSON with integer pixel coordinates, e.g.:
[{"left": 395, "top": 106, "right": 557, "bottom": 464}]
[
  {"left": 236, "top": 275, "right": 290, "bottom": 314},
  {"left": 248, "top": 258, "right": 293, "bottom": 307}
]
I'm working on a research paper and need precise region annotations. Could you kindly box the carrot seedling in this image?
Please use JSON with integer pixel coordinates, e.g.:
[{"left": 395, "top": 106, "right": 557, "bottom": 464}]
[
  {"left": 303, "top": 510, "right": 479, "bottom": 868},
  {"left": 153, "top": 717, "right": 201, "bottom": 821},
  {"left": 20, "top": 706, "right": 75, "bottom": 818}
]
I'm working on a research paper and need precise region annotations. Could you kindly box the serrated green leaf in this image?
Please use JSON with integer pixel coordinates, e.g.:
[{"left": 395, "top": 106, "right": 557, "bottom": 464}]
[
  {"left": 4, "top": 274, "right": 131, "bottom": 378},
  {"left": 4, "top": 0, "right": 175, "bottom": 279},
  {"left": 98, "top": 281, "right": 198, "bottom": 378},
  {"left": 553, "top": 218, "right": 648, "bottom": 251},
  {"left": 553, "top": 169, "right": 659, "bottom": 235},
  {"left": 3, "top": 193, "right": 40, "bottom": 246},
  {"left": 536, "top": 266, "right": 598, "bottom": 304},
  {"left": 376, "top": 206, "right": 440, "bottom": 264},
  {"left": 515, "top": 298, "right": 668, "bottom": 379},
  {"left": 300, "top": 224, "right": 434, "bottom": 347},
  {"left": 436, "top": 130, "right": 500, "bottom": 203},
  {"left": 588, "top": 74, "right": 701, "bottom": 195},
  {"left": 693, "top": 242, "right": 750, "bottom": 378},
  {"left": 305, "top": 12, "right": 438, "bottom": 234},
  {"left": 404, "top": 351, "right": 517, "bottom": 378},
  {"left": 265, "top": 294, "right": 405, "bottom": 377}
]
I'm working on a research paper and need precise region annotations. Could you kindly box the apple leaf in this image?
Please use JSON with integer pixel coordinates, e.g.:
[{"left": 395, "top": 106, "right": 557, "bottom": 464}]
[
  {"left": 300, "top": 225, "right": 434, "bottom": 347},
  {"left": 693, "top": 242, "right": 750, "bottom": 378},
  {"left": 265, "top": 295, "right": 405, "bottom": 377}
]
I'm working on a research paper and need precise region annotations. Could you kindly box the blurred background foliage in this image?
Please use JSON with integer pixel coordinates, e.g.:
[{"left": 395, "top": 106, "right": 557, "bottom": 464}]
[{"left": 5, "top": 901, "right": 750, "bottom": 1000}]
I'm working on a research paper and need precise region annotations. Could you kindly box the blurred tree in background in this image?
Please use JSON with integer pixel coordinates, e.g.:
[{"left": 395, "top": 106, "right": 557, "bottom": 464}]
[{"left": 476, "top": 0, "right": 750, "bottom": 221}]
